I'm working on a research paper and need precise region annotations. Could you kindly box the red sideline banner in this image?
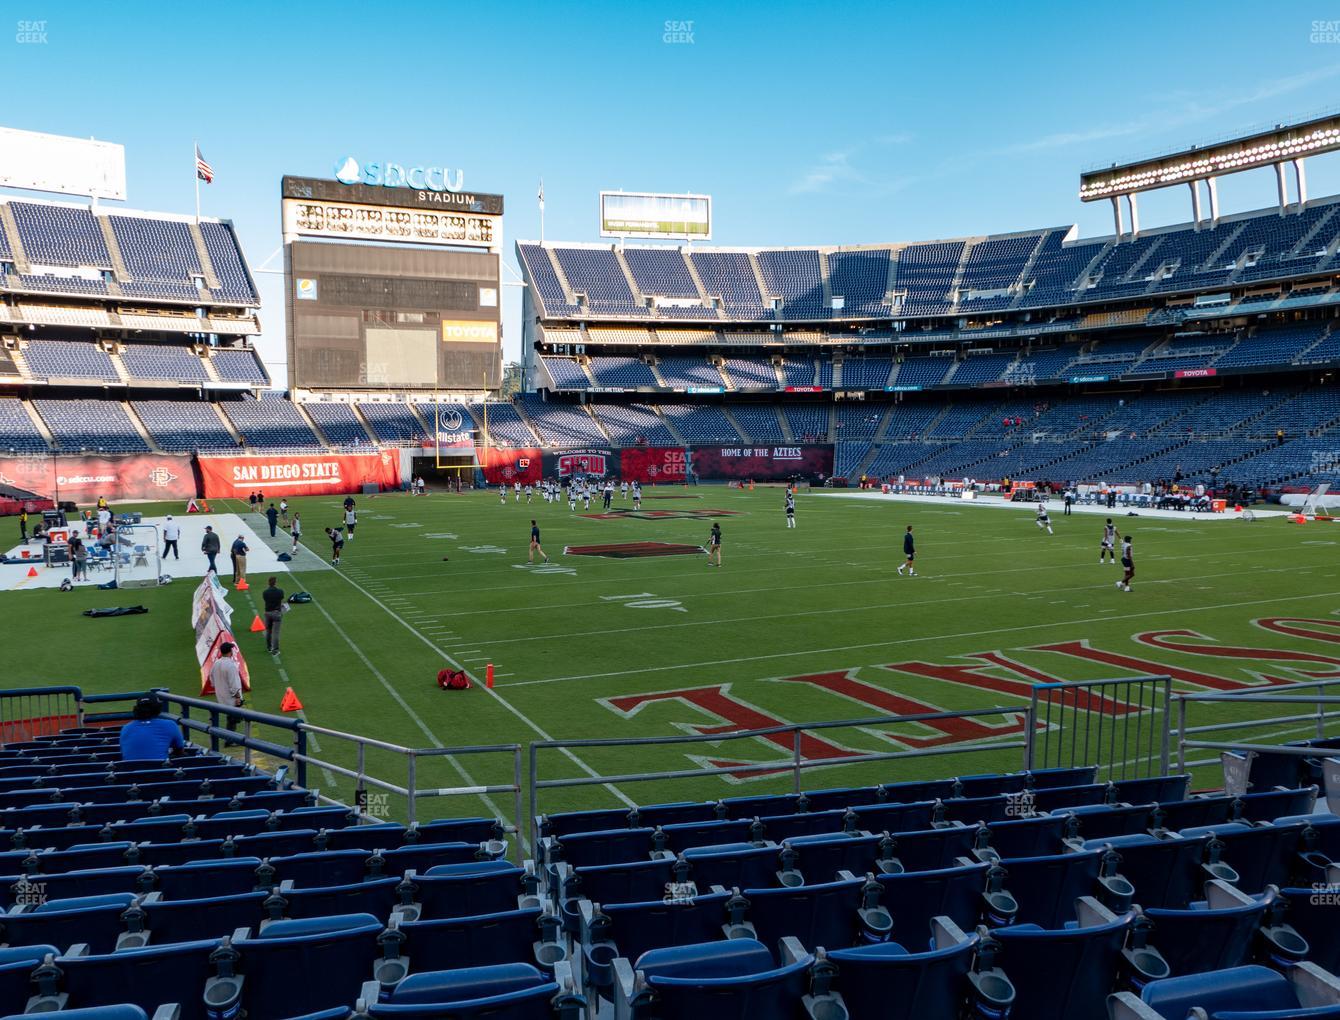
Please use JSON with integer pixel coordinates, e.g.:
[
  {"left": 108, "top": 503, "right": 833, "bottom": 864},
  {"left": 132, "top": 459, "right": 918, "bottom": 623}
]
[
  {"left": 198, "top": 452, "right": 400, "bottom": 498},
  {"left": 620, "top": 447, "right": 687, "bottom": 484},
  {"left": 480, "top": 447, "right": 543, "bottom": 485},
  {"left": 0, "top": 454, "right": 195, "bottom": 503},
  {"left": 690, "top": 444, "right": 834, "bottom": 481}
]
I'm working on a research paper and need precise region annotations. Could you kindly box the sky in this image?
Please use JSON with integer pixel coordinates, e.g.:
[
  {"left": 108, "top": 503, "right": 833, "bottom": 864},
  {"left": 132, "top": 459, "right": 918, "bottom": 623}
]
[{"left": 5, "top": 0, "right": 1340, "bottom": 387}]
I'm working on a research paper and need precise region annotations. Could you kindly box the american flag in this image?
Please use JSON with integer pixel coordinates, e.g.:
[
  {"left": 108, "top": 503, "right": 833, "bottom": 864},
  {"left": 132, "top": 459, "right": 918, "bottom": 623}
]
[{"left": 195, "top": 146, "right": 214, "bottom": 184}]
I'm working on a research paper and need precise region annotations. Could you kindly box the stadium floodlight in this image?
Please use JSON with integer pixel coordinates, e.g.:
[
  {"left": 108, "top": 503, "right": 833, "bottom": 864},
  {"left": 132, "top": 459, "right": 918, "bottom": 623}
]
[{"left": 1079, "top": 113, "right": 1340, "bottom": 202}]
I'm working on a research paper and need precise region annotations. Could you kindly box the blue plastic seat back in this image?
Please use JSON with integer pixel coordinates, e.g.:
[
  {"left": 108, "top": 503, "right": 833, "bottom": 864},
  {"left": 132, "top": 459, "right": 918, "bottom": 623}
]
[
  {"left": 0, "top": 947, "right": 55, "bottom": 1016},
  {"left": 1030, "top": 783, "right": 1110, "bottom": 812},
  {"left": 192, "top": 810, "right": 272, "bottom": 841},
  {"left": 13, "top": 825, "right": 104, "bottom": 852},
  {"left": 1244, "top": 751, "right": 1311, "bottom": 793},
  {"left": 399, "top": 908, "right": 542, "bottom": 973},
  {"left": 827, "top": 933, "right": 977, "bottom": 1020},
  {"left": 1066, "top": 803, "right": 1156, "bottom": 842},
  {"left": 757, "top": 809, "right": 847, "bottom": 842},
  {"left": 1082, "top": 833, "right": 1208, "bottom": 909},
  {"left": 876, "top": 861, "right": 990, "bottom": 943},
  {"left": 846, "top": 800, "right": 937, "bottom": 836},
  {"left": 270, "top": 850, "right": 370, "bottom": 889},
  {"left": 412, "top": 818, "right": 501, "bottom": 846},
  {"left": 0, "top": 1007, "right": 147, "bottom": 1020},
  {"left": 720, "top": 794, "right": 804, "bottom": 821},
  {"left": 57, "top": 937, "right": 219, "bottom": 1020},
  {"left": 682, "top": 843, "right": 779, "bottom": 891},
  {"left": 554, "top": 827, "right": 655, "bottom": 868},
  {"left": 233, "top": 828, "right": 319, "bottom": 859},
  {"left": 597, "top": 891, "right": 733, "bottom": 964},
  {"left": 144, "top": 892, "right": 268, "bottom": 945},
  {"left": 412, "top": 863, "right": 521, "bottom": 921},
  {"left": 133, "top": 840, "right": 227, "bottom": 868},
  {"left": 1113, "top": 775, "right": 1190, "bottom": 805},
  {"left": 998, "top": 850, "right": 1102, "bottom": 928},
  {"left": 882, "top": 780, "right": 957, "bottom": 804},
  {"left": 21, "top": 866, "right": 147, "bottom": 902},
  {"left": 1159, "top": 796, "right": 1234, "bottom": 832},
  {"left": 367, "top": 961, "right": 557, "bottom": 1017},
  {"left": 743, "top": 878, "right": 864, "bottom": 954},
  {"left": 1181, "top": 822, "right": 1302, "bottom": 894},
  {"left": 639, "top": 938, "right": 813, "bottom": 1020},
  {"left": 273, "top": 806, "right": 350, "bottom": 833},
  {"left": 1235, "top": 788, "right": 1317, "bottom": 824},
  {"left": 234, "top": 914, "right": 383, "bottom": 1017},
  {"left": 884, "top": 826, "right": 980, "bottom": 872},
  {"left": 786, "top": 833, "right": 884, "bottom": 884},
  {"left": 1144, "top": 895, "right": 1272, "bottom": 975},
  {"left": 279, "top": 876, "right": 400, "bottom": 921},
  {"left": 376, "top": 841, "right": 487, "bottom": 877},
  {"left": 321, "top": 822, "right": 407, "bottom": 852},
  {"left": 800, "top": 786, "right": 884, "bottom": 813},
  {"left": 940, "top": 795, "right": 1010, "bottom": 825},
  {"left": 155, "top": 857, "right": 262, "bottom": 899},
  {"left": 30, "top": 844, "right": 133, "bottom": 876},
  {"left": 986, "top": 816, "right": 1068, "bottom": 859},
  {"left": 991, "top": 914, "right": 1131, "bottom": 1020},
  {"left": 659, "top": 820, "right": 756, "bottom": 854},
  {"left": 539, "top": 807, "right": 631, "bottom": 839},
  {"left": 1028, "top": 766, "right": 1099, "bottom": 790},
  {"left": 572, "top": 857, "right": 674, "bottom": 907},
  {"left": 0, "top": 897, "right": 132, "bottom": 953},
  {"left": 636, "top": 802, "right": 720, "bottom": 830},
  {"left": 957, "top": 772, "right": 1028, "bottom": 798},
  {"left": 1141, "top": 964, "right": 1297, "bottom": 1019}
]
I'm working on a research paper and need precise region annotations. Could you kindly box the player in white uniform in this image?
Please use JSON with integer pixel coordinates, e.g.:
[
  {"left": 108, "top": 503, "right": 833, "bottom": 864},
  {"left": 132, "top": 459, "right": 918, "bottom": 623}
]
[
  {"left": 514, "top": 481, "right": 521, "bottom": 503},
  {"left": 784, "top": 491, "right": 796, "bottom": 528},
  {"left": 621, "top": 481, "right": 629, "bottom": 501},
  {"left": 568, "top": 484, "right": 577, "bottom": 511},
  {"left": 1117, "top": 536, "right": 1135, "bottom": 591},
  {"left": 1035, "top": 501, "right": 1053, "bottom": 535},
  {"left": 1100, "top": 519, "right": 1117, "bottom": 564},
  {"left": 525, "top": 484, "right": 533, "bottom": 504},
  {"left": 632, "top": 482, "right": 642, "bottom": 510},
  {"left": 499, "top": 485, "right": 507, "bottom": 505}
]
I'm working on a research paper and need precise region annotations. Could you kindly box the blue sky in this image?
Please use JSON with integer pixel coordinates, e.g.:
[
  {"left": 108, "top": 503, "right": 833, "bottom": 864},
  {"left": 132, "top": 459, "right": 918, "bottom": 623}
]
[{"left": 6, "top": 0, "right": 1340, "bottom": 384}]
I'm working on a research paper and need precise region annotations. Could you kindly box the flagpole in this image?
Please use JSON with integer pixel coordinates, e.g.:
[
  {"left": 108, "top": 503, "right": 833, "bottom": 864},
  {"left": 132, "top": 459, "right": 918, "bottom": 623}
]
[
  {"left": 194, "top": 140, "right": 201, "bottom": 223},
  {"left": 538, "top": 179, "right": 545, "bottom": 245}
]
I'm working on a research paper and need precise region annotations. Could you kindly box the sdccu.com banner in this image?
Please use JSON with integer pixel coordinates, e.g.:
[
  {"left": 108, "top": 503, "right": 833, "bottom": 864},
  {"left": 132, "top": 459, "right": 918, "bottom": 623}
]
[{"left": 198, "top": 452, "right": 400, "bottom": 498}]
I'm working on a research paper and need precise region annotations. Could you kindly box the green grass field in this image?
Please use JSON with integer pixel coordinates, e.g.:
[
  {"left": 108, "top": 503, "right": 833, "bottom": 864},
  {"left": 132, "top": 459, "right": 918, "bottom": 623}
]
[{"left": 3, "top": 486, "right": 1337, "bottom": 845}]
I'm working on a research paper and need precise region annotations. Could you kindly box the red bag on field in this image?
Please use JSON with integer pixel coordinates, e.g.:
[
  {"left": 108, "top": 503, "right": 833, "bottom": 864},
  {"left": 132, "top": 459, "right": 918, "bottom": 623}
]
[{"left": 437, "top": 669, "right": 471, "bottom": 691}]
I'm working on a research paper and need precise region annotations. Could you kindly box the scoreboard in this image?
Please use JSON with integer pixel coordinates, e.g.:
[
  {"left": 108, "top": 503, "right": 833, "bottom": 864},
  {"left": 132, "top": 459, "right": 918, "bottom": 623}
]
[{"left": 281, "top": 175, "right": 504, "bottom": 392}]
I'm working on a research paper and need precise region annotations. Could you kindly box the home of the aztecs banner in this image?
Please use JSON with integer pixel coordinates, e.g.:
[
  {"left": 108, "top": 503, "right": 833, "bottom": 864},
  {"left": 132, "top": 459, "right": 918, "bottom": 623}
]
[
  {"left": 198, "top": 451, "right": 400, "bottom": 498},
  {"left": 691, "top": 444, "right": 834, "bottom": 481},
  {"left": 0, "top": 453, "right": 195, "bottom": 502},
  {"left": 480, "top": 447, "right": 543, "bottom": 485},
  {"left": 620, "top": 447, "right": 688, "bottom": 484}
]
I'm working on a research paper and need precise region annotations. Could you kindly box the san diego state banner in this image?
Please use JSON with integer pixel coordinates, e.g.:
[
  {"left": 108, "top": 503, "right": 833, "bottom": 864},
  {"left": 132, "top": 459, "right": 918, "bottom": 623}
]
[{"left": 197, "top": 451, "right": 400, "bottom": 498}]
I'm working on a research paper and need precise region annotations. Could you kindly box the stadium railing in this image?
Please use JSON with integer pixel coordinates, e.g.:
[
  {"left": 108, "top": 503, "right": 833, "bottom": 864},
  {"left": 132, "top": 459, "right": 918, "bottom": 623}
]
[
  {"left": 1026, "top": 676, "right": 1173, "bottom": 782},
  {"left": 1173, "top": 679, "right": 1340, "bottom": 774},
  {"left": 0, "top": 685, "right": 84, "bottom": 742}
]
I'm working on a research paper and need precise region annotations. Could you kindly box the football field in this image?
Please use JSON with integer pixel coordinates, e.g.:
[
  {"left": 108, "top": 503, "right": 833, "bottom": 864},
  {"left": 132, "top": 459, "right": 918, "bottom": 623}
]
[{"left": 2, "top": 486, "right": 1336, "bottom": 842}]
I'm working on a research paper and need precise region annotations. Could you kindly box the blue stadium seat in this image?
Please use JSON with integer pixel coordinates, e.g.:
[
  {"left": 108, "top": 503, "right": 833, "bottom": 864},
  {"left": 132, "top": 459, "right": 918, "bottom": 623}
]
[
  {"left": 844, "top": 800, "right": 937, "bottom": 836},
  {"left": 1082, "top": 832, "right": 1217, "bottom": 909},
  {"left": 384, "top": 906, "right": 565, "bottom": 984},
  {"left": 800, "top": 786, "right": 885, "bottom": 813},
  {"left": 1180, "top": 821, "right": 1305, "bottom": 894},
  {"left": 363, "top": 960, "right": 582, "bottom": 1019},
  {"left": 203, "top": 913, "right": 385, "bottom": 1020},
  {"left": 988, "top": 902, "right": 1165, "bottom": 1020},
  {"left": 153, "top": 857, "right": 263, "bottom": 899},
  {"left": 559, "top": 857, "right": 675, "bottom": 911},
  {"left": 1110, "top": 962, "right": 1340, "bottom": 1020},
  {"left": 544, "top": 827, "right": 655, "bottom": 870},
  {"left": 881, "top": 825, "right": 983, "bottom": 873},
  {"left": 657, "top": 819, "right": 759, "bottom": 854},
  {"left": 1281, "top": 883, "right": 1340, "bottom": 973},
  {"left": 0, "top": 893, "right": 136, "bottom": 953},
  {"left": 779, "top": 832, "right": 888, "bottom": 886},
  {"left": 263, "top": 876, "right": 401, "bottom": 922},
  {"left": 739, "top": 877, "right": 876, "bottom": 953},
  {"left": 1142, "top": 882, "right": 1307, "bottom": 976},
  {"left": 369, "top": 841, "right": 502, "bottom": 877},
  {"left": 982, "top": 815, "right": 1072, "bottom": 859},
  {"left": 676, "top": 843, "right": 781, "bottom": 891},
  {"left": 191, "top": 809, "right": 273, "bottom": 841},
  {"left": 940, "top": 794, "right": 1012, "bottom": 825},
  {"left": 1029, "top": 766, "right": 1099, "bottom": 789},
  {"left": 27, "top": 937, "right": 218, "bottom": 1020},
  {"left": 231, "top": 828, "right": 321, "bottom": 859},
  {"left": 756, "top": 809, "right": 848, "bottom": 841},
  {"left": 1114, "top": 775, "right": 1191, "bottom": 805},
  {"left": 992, "top": 849, "right": 1125, "bottom": 928},
  {"left": 874, "top": 860, "right": 994, "bottom": 941},
  {"left": 719, "top": 794, "right": 806, "bottom": 820},
  {"left": 0, "top": 944, "right": 56, "bottom": 1016},
  {"left": 1235, "top": 787, "right": 1318, "bottom": 824},
  {"left": 400, "top": 861, "right": 532, "bottom": 921},
  {"left": 266, "top": 849, "right": 370, "bottom": 889},
  {"left": 806, "top": 918, "right": 1016, "bottom": 1020},
  {"left": 320, "top": 822, "right": 407, "bottom": 852},
  {"left": 1157, "top": 795, "right": 1236, "bottom": 831},
  {"left": 1, "top": 1007, "right": 161, "bottom": 1020},
  {"left": 1030, "top": 783, "right": 1111, "bottom": 812},
  {"left": 1064, "top": 802, "right": 1157, "bottom": 841},
  {"left": 134, "top": 891, "right": 268, "bottom": 947},
  {"left": 614, "top": 936, "right": 814, "bottom": 1020}
]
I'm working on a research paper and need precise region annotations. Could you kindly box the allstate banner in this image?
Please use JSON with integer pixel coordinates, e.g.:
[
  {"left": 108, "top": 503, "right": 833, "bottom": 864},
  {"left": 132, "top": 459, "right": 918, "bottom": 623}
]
[
  {"left": 690, "top": 444, "right": 834, "bottom": 481},
  {"left": 0, "top": 453, "right": 195, "bottom": 502},
  {"left": 620, "top": 447, "right": 688, "bottom": 483},
  {"left": 480, "top": 447, "right": 543, "bottom": 485},
  {"left": 544, "top": 448, "right": 620, "bottom": 480},
  {"left": 198, "top": 451, "right": 400, "bottom": 498}
]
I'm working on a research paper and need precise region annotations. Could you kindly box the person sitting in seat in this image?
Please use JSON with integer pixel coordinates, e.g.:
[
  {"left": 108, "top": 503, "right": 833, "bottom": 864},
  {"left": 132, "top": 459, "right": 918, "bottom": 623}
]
[{"left": 119, "top": 696, "right": 184, "bottom": 761}]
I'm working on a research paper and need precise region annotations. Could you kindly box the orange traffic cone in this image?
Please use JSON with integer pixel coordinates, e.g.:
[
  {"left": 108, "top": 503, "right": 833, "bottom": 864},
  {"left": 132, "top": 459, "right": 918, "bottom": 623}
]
[
  {"left": 280, "top": 687, "right": 303, "bottom": 712},
  {"left": 486, "top": 663, "right": 494, "bottom": 689},
  {"left": 26, "top": 566, "right": 37, "bottom": 577},
  {"left": 236, "top": 578, "right": 249, "bottom": 591},
  {"left": 249, "top": 615, "right": 265, "bottom": 633}
]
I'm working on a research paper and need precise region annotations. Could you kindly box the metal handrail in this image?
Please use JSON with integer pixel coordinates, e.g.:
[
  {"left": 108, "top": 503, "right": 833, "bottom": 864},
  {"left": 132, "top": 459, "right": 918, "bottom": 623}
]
[{"left": 1174, "top": 683, "right": 1340, "bottom": 772}]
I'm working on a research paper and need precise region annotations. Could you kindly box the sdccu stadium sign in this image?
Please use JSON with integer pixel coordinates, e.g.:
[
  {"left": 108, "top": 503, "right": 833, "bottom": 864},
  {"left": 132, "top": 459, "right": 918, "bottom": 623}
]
[{"left": 334, "top": 157, "right": 465, "bottom": 194}]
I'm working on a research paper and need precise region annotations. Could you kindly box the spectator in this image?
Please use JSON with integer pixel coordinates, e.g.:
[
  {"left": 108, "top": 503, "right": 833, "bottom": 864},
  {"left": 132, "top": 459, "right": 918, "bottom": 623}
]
[
  {"left": 69, "top": 535, "right": 87, "bottom": 581},
  {"left": 201, "top": 526, "right": 220, "bottom": 573},
  {"left": 162, "top": 515, "right": 180, "bottom": 560},
  {"left": 230, "top": 535, "right": 249, "bottom": 584},
  {"left": 262, "top": 576, "right": 286, "bottom": 655},
  {"left": 209, "top": 642, "right": 244, "bottom": 731},
  {"left": 119, "top": 697, "right": 184, "bottom": 761}
]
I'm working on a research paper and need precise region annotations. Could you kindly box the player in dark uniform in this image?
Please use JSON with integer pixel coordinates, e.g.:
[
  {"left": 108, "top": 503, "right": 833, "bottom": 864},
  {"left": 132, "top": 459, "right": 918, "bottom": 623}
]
[
  {"left": 706, "top": 522, "right": 722, "bottom": 567},
  {"left": 528, "top": 520, "right": 548, "bottom": 564},
  {"left": 897, "top": 525, "right": 916, "bottom": 576},
  {"left": 1117, "top": 536, "right": 1134, "bottom": 591},
  {"left": 1100, "top": 519, "right": 1117, "bottom": 565}
]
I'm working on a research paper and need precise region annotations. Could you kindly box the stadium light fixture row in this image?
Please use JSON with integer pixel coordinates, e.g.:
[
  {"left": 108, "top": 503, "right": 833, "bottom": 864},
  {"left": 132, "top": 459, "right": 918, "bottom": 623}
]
[{"left": 1079, "top": 127, "right": 1340, "bottom": 201}]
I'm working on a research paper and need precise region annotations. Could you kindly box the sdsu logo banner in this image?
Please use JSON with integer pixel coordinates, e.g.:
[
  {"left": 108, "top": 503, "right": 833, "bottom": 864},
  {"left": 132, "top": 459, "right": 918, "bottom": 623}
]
[
  {"left": 0, "top": 453, "right": 194, "bottom": 502},
  {"left": 691, "top": 445, "right": 834, "bottom": 481},
  {"left": 480, "top": 447, "right": 543, "bottom": 485},
  {"left": 621, "top": 447, "right": 687, "bottom": 484},
  {"left": 198, "top": 452, "right": 400, "bottom": 497}
]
